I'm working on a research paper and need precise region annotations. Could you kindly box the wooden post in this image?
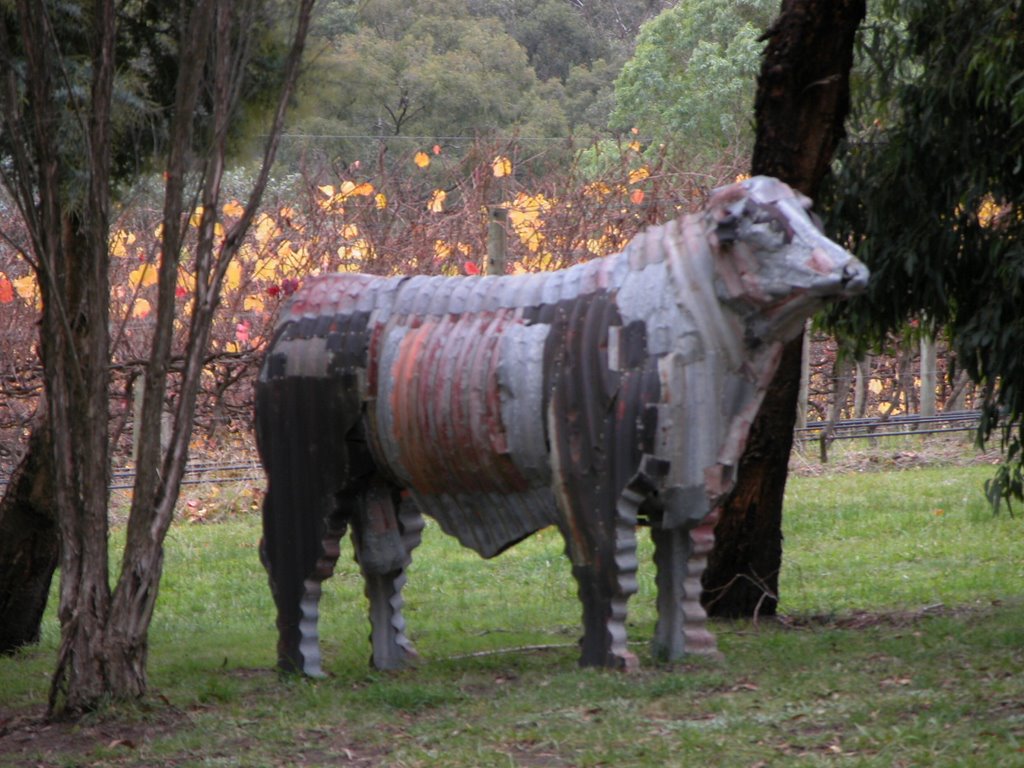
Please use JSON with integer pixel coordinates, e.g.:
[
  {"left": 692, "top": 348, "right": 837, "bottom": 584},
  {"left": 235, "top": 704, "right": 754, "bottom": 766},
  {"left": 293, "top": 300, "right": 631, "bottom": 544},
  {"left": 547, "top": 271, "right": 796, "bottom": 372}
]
[
  {"left": 920, "top": 333, "right": 936, "bottom": 418},
  {"left": 795, "top": 323, "right": 810, "bottom": 431},
  {"left": 132, "top": 374, "right": 170, "bottom": 465},
  {"left": 485, "top": 207, "right": 508, "bottom": 276},
  {"left": 853, "top": 355, "right": 870, "bottom": 418}
]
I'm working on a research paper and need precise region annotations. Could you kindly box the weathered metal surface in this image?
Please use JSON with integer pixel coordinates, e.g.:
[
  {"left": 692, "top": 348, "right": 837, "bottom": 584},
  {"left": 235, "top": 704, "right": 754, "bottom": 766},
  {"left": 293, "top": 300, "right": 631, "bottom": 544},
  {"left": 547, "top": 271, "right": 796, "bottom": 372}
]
[{"left": 255, "top": 176, "right": 869, "bottom": 675}]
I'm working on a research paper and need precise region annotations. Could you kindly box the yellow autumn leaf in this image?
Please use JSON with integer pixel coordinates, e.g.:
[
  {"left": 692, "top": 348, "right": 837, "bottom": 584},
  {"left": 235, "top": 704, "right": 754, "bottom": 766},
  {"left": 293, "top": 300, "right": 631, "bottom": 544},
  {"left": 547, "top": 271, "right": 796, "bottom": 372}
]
[
  {"left": 177, "top": 268, "right": 195, "bottom": 293},
  {"left": 132, "top": 298, "right": 151, "bottom": 318},
  {"left": 110, "top": 229, "right": 136, "bottom": 258},
  {"left": 224, "top": 260, "right": 242, "bottom": 292},
  {"left": 978, "top": 194, "right": 1000, "bottom": 228},
  {"left": 628, "top": 166, "right": 650, "bottom": 184},
  {"left": 414, "top": 151, "right": 431, "bottom": 169},
  {"left": 342, "top": 224, "right": 360, "bottom": 239},
  {"left": 428, "top": 189, "right": 446, "bottom": 213},
  {"left": 190, "top": 206, "right": 204, "bottom": 228},
  {"left": 129, "top": 263, "right": 159, "bottom": 288},
  {"left": 13, "top": 274, "right": 38, "bottom": 301},
  {"left": 628, "top": 140, "right": 641, "bottom": 153},
  {"left": 340, "top": 180, "right": 357, "bottom": 196},
  {"left": 243, "top": 294, "right": 265, "bottom": 313},
  {"left": 337, "top": 238, "right": 370, "bottom": 265},
  {"left": 375, "top": 192, "right": 388, "bottom": 210},
  {"left": 492, "top": 155, "right": 512, "bottom": 178},
  {"left": 223, "top": 200, "right": 245, "bottom": 218},
  {"left": 253, "top": 213, "right": 279, "bottom": 245},
  {"left": 318, "top": 184, "right": 335, "bottom": 198}
]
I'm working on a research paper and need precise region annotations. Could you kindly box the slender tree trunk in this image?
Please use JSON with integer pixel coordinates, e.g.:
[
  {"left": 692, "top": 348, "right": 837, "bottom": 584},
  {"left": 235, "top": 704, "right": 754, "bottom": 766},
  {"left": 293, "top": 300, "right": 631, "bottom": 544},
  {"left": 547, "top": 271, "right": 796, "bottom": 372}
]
[
  {"left": 0, "top": 406, "right": 58, "bottom": 654},
  {"left": 702, "top": 0, "right": 865, "bottom": 617}
]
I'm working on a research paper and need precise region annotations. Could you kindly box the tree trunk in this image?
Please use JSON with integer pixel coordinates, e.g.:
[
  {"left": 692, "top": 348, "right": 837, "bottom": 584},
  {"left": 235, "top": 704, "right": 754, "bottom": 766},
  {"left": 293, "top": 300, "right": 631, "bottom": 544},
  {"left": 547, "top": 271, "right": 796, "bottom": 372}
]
[
  {"left": 1, "top": 0, "right": 313, "bottom": 716},
  {"left": 0, "top": 408, "right": 58, "bottom": 654},
  {"left": 702, "top": 0, "right": 865, "bottom": 617}
]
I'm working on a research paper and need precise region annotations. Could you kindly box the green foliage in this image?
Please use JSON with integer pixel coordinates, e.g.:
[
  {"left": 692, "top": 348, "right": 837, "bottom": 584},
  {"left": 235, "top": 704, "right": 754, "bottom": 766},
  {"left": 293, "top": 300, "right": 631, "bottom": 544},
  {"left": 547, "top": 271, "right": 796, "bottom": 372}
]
[
  {"left": 0, "top": 0, "right": 294, "bottom": 197},
  {"left": 823, "top": 0, "right": 1024, "bottom": 507},
  {"left": 292, "top": 0, "right": 569, "bottom": 166},
  {"left": 610, "top": 0, "right": 776, "bottom": 165},
  {"left": 501, "top": 0, "right": 610, "bottom": 82},
  {"left": 286, "top": 0, "right": 674, "bottom": 169}
]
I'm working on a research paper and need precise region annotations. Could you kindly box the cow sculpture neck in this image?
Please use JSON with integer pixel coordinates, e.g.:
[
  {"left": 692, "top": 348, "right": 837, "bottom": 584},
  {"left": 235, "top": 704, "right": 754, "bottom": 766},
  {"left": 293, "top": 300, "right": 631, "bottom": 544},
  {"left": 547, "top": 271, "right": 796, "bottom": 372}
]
[{"left": 256, "top": 176, "right": 868, "bottom": 676}]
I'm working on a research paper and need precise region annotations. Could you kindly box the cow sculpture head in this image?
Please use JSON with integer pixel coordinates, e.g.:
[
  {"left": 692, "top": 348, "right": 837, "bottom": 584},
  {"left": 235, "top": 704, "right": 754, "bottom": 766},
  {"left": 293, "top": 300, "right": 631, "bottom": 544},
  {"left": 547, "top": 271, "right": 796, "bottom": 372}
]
[{"left": 706, "top": 175, "right": 869, "bottom": 344}]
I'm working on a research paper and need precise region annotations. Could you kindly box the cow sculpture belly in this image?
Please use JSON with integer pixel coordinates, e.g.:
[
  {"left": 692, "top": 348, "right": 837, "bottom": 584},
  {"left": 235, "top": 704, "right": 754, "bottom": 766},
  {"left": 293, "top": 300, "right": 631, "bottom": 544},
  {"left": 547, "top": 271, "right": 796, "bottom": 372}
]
[{"left": 256, "top": 176, "right": 869, "bottom": 675}]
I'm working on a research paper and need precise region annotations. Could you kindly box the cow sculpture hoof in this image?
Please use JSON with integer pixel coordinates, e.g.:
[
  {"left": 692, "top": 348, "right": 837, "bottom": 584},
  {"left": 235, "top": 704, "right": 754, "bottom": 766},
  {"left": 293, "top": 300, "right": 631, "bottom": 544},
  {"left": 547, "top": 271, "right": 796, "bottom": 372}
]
[{"left": 255, "top": 176, "right": 869, "bottom": 675}]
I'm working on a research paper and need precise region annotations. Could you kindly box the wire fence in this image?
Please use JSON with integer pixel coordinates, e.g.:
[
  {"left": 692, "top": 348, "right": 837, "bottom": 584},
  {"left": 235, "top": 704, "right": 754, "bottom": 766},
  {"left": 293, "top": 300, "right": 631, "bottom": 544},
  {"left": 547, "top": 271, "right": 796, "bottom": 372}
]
[{"left": 0, "top": 410, "right": 987, "bottom": 495}]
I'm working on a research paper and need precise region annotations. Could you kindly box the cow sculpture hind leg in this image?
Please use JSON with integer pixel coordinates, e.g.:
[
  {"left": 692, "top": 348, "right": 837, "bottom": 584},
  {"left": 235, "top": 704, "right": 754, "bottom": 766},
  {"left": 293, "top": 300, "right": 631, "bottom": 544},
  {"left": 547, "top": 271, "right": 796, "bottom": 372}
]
[
  {"left": 260, "top": 483, "right": 350, "bottom": 677},
  {"left": 351, "top": 479, "right": 424, "bottom": 670}
]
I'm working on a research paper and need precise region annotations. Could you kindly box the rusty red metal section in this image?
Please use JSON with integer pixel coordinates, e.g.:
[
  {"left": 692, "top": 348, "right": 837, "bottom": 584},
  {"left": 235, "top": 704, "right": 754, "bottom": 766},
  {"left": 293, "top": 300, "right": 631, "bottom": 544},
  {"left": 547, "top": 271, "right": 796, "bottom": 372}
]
[{"left": 255, "top": 176, "right": 869, "bottom": 676}]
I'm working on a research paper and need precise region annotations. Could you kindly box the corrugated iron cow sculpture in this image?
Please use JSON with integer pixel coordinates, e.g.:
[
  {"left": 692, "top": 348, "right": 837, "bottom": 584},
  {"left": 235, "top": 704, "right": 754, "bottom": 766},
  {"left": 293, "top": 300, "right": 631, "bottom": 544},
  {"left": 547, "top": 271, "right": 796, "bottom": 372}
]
[{"left": 256, "top": 176, "right": 869, "bottom": 676}]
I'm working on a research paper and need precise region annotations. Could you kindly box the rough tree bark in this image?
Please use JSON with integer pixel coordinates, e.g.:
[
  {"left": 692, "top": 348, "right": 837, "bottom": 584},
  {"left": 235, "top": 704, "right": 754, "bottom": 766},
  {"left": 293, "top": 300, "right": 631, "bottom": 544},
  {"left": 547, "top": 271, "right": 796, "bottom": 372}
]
[
  {"left": 702, "top": 0, "right": 866, "bottom": 617},
  {"left": 0, "top": 0, "right": 316, "bottom": 716},
  {"left": 0, "top": 406, "right": 58, "bottom": 654}
]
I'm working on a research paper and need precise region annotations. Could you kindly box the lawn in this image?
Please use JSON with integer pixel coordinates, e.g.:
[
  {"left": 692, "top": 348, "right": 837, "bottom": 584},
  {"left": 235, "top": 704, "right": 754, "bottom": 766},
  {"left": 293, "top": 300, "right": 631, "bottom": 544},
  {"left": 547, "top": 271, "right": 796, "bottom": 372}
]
[{"left": 0, "top": 460, "right": 1022, "bottom": 766}]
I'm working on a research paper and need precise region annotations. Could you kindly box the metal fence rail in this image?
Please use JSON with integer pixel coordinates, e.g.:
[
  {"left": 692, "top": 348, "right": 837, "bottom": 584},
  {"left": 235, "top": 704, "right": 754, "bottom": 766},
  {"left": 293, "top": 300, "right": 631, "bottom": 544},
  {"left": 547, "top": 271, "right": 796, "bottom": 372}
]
[{"left": 796, "top": 409, "right": 983, "bottom": 441}]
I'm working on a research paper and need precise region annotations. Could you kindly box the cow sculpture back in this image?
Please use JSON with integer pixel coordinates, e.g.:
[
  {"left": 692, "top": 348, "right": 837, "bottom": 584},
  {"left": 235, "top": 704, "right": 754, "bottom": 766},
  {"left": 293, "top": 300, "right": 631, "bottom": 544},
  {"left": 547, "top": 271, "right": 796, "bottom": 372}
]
[{"left": 256, "top": 176, "right": 868, "bottom": 676}]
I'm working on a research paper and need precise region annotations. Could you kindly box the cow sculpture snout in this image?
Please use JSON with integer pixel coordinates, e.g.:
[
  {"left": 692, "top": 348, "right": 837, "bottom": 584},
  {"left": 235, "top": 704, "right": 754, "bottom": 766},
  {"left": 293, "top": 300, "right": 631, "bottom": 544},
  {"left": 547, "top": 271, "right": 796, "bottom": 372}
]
[
  {"left": 256, "top": 176, "right": 868, "bottom": 676},
  {"left": 842, "top": 261, "right": 870, "bottom": 293}
]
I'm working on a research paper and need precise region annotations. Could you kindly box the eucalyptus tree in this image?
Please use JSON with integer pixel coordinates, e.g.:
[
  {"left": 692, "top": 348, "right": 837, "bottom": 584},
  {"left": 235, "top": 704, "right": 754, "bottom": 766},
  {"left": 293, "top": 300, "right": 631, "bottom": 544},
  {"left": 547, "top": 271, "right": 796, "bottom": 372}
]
[
  {"left": 0, "top": 0, "right": 315, "bottom": 715},
  {"left": 823, "top": 0, "right": 1024, "bottom": 506},
  {"left": 610, "top": 0, "right": 778, "bottom": 168}
]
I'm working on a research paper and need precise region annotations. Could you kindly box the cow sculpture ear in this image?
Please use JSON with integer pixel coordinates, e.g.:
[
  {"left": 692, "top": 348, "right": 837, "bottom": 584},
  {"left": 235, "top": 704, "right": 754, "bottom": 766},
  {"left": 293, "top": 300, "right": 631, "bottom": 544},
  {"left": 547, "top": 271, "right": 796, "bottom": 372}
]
[{"left": 808, "top": 210, "right": 825, "bottom": 233}]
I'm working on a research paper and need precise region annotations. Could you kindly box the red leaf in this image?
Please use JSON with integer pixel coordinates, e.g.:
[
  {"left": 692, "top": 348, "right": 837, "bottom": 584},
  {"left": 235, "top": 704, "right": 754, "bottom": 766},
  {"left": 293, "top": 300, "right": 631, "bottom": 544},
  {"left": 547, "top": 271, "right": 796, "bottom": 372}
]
[
  {"left": 0, "top": 276, "right": 13, "bottom": 304},
  {"left": 464, "top": 261, "right": 480, "bottom": 276}
]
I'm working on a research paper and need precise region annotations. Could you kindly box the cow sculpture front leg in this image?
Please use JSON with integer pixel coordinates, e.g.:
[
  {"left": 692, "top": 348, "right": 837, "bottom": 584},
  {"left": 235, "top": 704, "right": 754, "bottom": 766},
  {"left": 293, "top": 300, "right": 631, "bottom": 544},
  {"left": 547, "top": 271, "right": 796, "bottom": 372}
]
[
  {"left": 651, "top": 510, "right": 721, "bottom": 661},
  {"left": 351, "top": 480, "right": 424, "bottom": 670}
]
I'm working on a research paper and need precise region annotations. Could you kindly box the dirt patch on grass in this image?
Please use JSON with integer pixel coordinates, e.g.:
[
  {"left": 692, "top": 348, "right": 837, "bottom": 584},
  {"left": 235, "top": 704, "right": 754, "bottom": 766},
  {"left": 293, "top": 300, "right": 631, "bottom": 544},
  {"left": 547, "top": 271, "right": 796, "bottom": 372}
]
[
  {"left": 0, "top": 702, "right": 393, "bottom": 768},
  {"left": 789, "top": 433, "right": 1002, "bottom": 477},
  {"left": 775, "top": 598, "right": 1016, "bottom": 631},
  {"left": 0, "top": 703, "right": 187, "bottom": 767}
]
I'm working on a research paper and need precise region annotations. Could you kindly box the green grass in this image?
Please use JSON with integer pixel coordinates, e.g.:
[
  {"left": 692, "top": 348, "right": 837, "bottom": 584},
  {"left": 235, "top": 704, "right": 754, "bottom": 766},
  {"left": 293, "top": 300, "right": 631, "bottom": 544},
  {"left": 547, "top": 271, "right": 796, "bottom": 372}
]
[{"left": 1, "top": 464, "right": 1022, "bottom": 766}]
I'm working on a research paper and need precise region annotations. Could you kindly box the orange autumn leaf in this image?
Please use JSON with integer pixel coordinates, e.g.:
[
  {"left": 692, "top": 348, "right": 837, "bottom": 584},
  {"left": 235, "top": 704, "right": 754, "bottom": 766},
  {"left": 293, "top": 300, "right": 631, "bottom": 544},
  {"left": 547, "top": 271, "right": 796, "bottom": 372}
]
[
  {"left": 414, "top": 151, "right": 431, "bottom": 169},
  {"left": 0, "top": 274, "right": 13, "bottom": 304},
  {"left": 630, "top": 188, "right": 645, "bottom": 205},
  {"left": 223, "top": 200, "right": 245, "bottom": 218},
  {"left": 129, "top": 263, "right": 159, "bottom": 288},
  {"left": 132, "top": 298, "right": 152, "bottom": 318}
]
